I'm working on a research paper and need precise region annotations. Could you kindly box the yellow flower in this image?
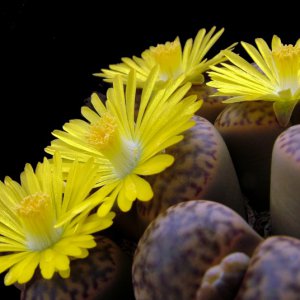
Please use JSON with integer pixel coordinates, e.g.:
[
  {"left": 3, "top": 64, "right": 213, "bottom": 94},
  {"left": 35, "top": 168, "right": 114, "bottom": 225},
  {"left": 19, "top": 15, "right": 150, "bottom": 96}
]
[
  {"left": 45, "top": 67, "right": 202, "bottom": 217},
  {"left": 207, "top": 35, "right": 300, "bottom": 127},
  {"left": 0, "top": 153, "right": 115, "bottom": 285},
  {"left": 95, "top": 27, "right": 235, "bottom": 89}
]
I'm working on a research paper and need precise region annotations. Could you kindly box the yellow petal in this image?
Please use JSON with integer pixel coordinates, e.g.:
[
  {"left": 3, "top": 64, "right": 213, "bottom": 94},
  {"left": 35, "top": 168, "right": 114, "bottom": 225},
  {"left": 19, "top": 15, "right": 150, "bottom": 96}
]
[
  {"left": 135, "top": 154, "right": 174, "bottom": 175},
  {"left": 136, "top": 65, "right": 160, "bottom": 128},
  {"left": 126, "top": 69, "right": 137, "bottom": 136},
  {"left": 40, "top": 249, "right": 56, "bottom": 279},
  {"left": 124, "top": 175, "right": 137, "bottom": 201},
  {"left": 91, "top": 92, "right": 107, "bottom": 116},
  {"left": 117, "top": 187, "right": 133, "bottom": 212},
  {"left": 16, "top": 253, "right": 40, "bottom": 285},
  {"left": 131, "top": 175, "right": 153, "bottom": 201},
  {"left": 73, "top": 239, "right": 96, "bottom": 249},
  {"left": 55, "top": 182, "right": 118, "bottom": 227},
  {"left": 97, "top": 197, "right": 115, "bottom": 217},
  {"left": 53, "top": 252, "right": 69, "bottom": 271},
  {"left": 271, "top": 35, "right": 282, "bottom": 50},
  {"left": 21, "top": 163, "right": 41, "bottom": 195},
  {"left": 0, "top": 252, "right": 28, "bottom": 274},
  {"left": 59, "top": 268, "right": 70, "bottom": 279},
  {"left": 76, "top": 248, "right": 89, "bottom": 259},
  {"left": 54, "top": 242, "right": 82, "bottom": 257},
  {"left": 81, "top": 106, "right": 100, "bottom": 124},
  {"left": 4, "top": 252, "right": 39, "bottom": 285}
]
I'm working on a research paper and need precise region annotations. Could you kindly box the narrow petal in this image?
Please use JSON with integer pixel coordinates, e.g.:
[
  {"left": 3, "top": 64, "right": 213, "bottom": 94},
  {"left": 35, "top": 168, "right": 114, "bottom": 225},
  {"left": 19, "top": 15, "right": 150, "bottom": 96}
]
[
  {"left": 4, "top": 252, "right": 39, "bottom": 285},
  {"left": 40, "top": 249, "right": 56, "bottom": 279},
  {"left": 59, "top": 268, "right": 70, "bottom": 279},
  {"left": 117, "top": 189, "right": 133, "bottom": 212},
  {"left": 136, "top": 65, "right": 160, "bottom": 129},
  {"left": 21, "top": 164, "right": 41, "bottom": 194},
  {"left": 131, "top": 175, "right": 153, "bottom": 201},
  {"left": 124, "top": 175, "right": 137, "bottom": 201},
  {"left": 54, "top": 242, "right": 82, "bottom": 257},
  {"left": 80, "top": 212, "right": 115, "bottom": 234},
  {"left": 97, "top": 197, "right": 116, "bottom": 217},
  {"left": 90, "top": 93, "right": 107, "bottom": 116},
  {"left": 0, "top": 252, "right": 28, "bottom": 274},
  {"left": 135, "top": 154, "right": 174, "bottom": 175},
  {"left": 81, "top": 106, "right": 100, "bottom": 124},
  {"left": 271, "top": 35, "right": 282, "bottom": 50}
]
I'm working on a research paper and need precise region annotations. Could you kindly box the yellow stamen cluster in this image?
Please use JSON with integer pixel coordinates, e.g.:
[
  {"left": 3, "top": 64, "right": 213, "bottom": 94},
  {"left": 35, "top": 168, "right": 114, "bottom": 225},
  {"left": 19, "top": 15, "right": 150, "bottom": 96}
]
[
  {"left": 87, "top": 113, "right": 118, "bottom": 150},
  {"left": 272, "top": 44, "right": 300, "bottom": 61},
  {"left": 272, "top": 44, "right": 300, "bottom": 94},
  {"left": 148, "top": 37, "right": 182, "bottom": 80},
  {"left": 17, "top": 192, "right": 50, "bottom": 217}
]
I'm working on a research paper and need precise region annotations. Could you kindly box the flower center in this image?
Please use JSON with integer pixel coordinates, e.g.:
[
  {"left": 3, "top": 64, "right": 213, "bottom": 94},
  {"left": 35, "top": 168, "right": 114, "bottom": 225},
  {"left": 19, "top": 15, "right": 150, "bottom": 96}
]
[
  {"left": 88, "top": 113, "right": 118, "bottom": 149},
  {"left": 17, "top": 192, "right": 62, "bottom": 251},
  {"left": 272, "top": 44, "right": 300, "bottom": 61},
  {"left": 18, "top": 193, "right": 49, "bottom": 216},
  {"left": 272, "top": 44, "right": 300, "bottom": 94},
  {"left": 87, "top": 113, "right": 141, "bottom": 178},
  {"left": 149, "top": 37, "right": 182, "bottom": 81}
]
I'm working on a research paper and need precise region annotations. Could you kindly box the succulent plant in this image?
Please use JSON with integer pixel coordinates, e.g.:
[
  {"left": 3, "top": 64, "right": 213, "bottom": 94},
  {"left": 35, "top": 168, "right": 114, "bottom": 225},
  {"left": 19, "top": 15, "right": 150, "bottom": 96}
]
[
  {"left": 132, "top": 200, "right": 262, "bottom": 300},
  {"left": 271, "top": 124, "right": 300, "bottom": 238},
  {"left": 235, "top": 236, "right": 300, "bottom": 300},
  {"left": 214, "top": 101, "right": 286, "bottom": 211},
  {"left": 135, "top": 115, "right": 246, "bottom": 237}
]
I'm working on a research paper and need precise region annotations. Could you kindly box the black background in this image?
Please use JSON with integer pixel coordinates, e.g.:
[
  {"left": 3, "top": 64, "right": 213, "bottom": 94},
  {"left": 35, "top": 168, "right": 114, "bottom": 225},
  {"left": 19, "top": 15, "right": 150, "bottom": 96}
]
[{"left": 1, "top": 1, "right": 298, "bottom": 297}]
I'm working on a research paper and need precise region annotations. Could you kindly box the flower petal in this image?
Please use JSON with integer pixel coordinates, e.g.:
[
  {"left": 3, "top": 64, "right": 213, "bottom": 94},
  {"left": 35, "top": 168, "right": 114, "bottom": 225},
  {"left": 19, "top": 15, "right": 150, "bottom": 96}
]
[
  {"left": 117, "top": 186, "right": 133, "bottom": 212},
  {"left": 0, "top": 252, "right": 28, "bottom": 276},
  {"left": 124, "top": 175, "right": 137, "bottom": 201},
  {"left": 131, "top": 175, "right": 153, "bottom": 201},
  {"left": 97, "top": 197, "right": 115, "bottom": 217},
  {"left": 40, "top": 249, "right": 56, "bottom": 279},
  {"left": 59, "top": 268, "right": 70, "bottom": 279},
  {"left": 4, "top": 252, "right": 39, "bottom": 285},
  {"left": 80, "top": 212, "right": 115, "bottom": 234},
  {"left": 135, "top": 154, "right": 174, "bottom": 175}
]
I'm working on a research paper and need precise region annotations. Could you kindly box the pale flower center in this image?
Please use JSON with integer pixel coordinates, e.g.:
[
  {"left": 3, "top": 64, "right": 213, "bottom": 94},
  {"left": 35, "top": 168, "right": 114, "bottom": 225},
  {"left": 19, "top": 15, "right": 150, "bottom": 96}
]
[
  {"left": 272, "top": 44, "right": 300, "bottom": 95},
  {"left": 149, "top": 37, "right": 182, "bottom": 81},
  {"left": 17, "top": 192, "right": 62, "bottom": 251},
  {"left": 87, "top": 113, "right": 141, "bottom": 178}
]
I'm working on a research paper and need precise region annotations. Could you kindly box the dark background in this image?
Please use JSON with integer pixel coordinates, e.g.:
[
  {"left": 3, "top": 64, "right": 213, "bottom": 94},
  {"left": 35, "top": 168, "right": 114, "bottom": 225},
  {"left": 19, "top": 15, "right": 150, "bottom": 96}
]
[{"left": 1, "top": 1, "right": 298, "bottom": 297}]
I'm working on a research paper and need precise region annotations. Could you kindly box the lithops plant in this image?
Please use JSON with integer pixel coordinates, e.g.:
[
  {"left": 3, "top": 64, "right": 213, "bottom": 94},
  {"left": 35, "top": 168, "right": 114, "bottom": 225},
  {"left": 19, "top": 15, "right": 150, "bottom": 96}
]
[
  {"left": 135, "top": 115, "right": 245, "bottom": 237},
  {"left": 235, "top": 236, "right": 300, "bottom": 300},
  {"left": 207, "top": 35, "right": 300, "bottom": 211},
  {"left": 214, "top": 101, "right": 286, "bottom": 211},
  {"left": 23, "top": 236, "right": 134, "bottom": 300},
  {"left": 271, "top": 124, "right": 300, "bottom": 238},
  {"left": 132, "top": 200, "right": 262, "bottom": 300},
  {"left": 196, "top": 252, "right": 250, "bottom": 300}
]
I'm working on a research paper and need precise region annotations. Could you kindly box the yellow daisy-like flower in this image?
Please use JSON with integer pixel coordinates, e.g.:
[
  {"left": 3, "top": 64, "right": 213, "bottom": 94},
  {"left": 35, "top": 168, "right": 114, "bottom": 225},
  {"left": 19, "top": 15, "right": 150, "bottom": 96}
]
[
  {"left": 45, "top": 67, "right": 202, "bottom": 218},
  {"left": 95, "top": 26, "right": 235, "bottom": 89},
  {"left": 0, "top": 152, "right": 115, "bottom": 286},
  {"left": 207, "top": 35, "right": 300, "bottom": 127}
]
